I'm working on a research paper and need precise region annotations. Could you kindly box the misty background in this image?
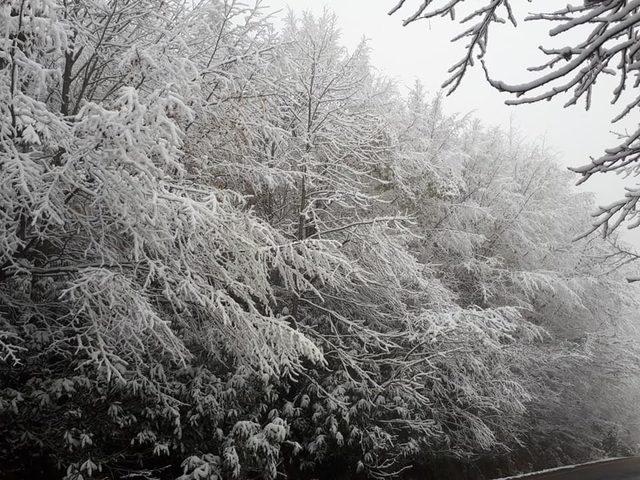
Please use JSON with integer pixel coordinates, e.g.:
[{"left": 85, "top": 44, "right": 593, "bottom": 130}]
[{"left": 270, "top": 0, "right": 639, "bottom": 241}]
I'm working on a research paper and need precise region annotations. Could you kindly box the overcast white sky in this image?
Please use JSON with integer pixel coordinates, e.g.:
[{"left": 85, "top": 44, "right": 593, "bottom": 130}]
[{"left": 267, "top": 0, "right": 640, "bottom": 243}]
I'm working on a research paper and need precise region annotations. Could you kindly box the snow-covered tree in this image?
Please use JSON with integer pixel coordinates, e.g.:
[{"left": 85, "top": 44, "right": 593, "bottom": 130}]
[
  {"left": 2, "top": 1, "right": 640, "bottom": 479},
  {"left": 389, "top": 0, "right": 640, "bottom": 237},
  {"left": 0, "top": 1, "right": 358, "bottom": 477}
]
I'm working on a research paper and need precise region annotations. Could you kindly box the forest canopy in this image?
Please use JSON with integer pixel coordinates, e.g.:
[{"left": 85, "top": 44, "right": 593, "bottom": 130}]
[{"left": 1, "top": 1, "right": 639, "bottom": 479}]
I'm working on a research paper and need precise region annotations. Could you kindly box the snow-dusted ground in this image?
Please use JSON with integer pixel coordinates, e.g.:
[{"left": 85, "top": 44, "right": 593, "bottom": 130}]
[{"left": 493, "top": 457, "right": 625, "bottom": 479}]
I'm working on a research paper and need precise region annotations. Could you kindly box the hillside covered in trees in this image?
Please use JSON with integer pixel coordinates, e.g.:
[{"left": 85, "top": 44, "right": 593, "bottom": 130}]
[{"left": 1, "top": 1, "right": 640, "bottom": 479}]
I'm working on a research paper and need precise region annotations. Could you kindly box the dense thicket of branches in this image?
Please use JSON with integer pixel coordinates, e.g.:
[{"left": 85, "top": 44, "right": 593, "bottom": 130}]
[{"left": 1, "top": 1, "right": 639, "bottom": 479}]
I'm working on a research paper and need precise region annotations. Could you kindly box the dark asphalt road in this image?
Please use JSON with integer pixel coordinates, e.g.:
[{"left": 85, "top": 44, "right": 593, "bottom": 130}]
[{"left": 505, "top": 457, "right": 640, "bottom": 480}]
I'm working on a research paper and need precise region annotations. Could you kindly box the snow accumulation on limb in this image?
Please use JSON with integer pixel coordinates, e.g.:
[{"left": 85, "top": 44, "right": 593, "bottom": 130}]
[{"left": 390, "top": 0, "right": 640, "bottom": 237}]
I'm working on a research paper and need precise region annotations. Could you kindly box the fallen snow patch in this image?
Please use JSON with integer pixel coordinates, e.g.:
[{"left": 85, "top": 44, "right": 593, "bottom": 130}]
[{"left": 493, "top": 457, "right": 626, "bottom": 479}]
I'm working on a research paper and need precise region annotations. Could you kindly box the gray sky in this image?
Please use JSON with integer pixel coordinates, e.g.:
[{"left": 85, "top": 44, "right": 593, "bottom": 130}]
[{"left": 268, "top": 0, "right": 639, "bottom": 242}]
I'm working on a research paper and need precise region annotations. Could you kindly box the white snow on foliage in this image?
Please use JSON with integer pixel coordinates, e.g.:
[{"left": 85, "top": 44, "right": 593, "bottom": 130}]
[{"left": 1, "top": 0, "right": 640, "bottom": 479}]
